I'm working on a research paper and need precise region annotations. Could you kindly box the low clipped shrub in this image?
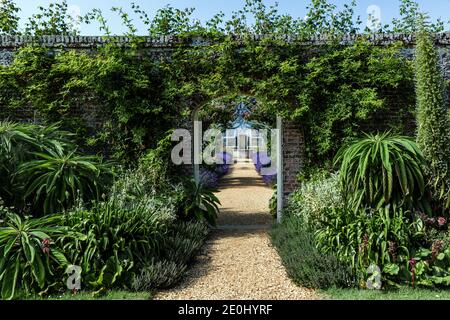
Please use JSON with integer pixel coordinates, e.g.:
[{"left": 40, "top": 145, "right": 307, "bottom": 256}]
[
  {"left": 252, "top": 151, "right": 271, "bottom": 173},
  {"left": 131, "top": 259, "right": 187, "bottom": 291},
  {"left": 270, "top": 216, "right": 355, "bottom": 289},
  {"left": 131, "top": 221, "right": 209, "bottom": 291},
  {"left": 262, "top": 168, "right": 277, "bottom": 186},
  {"left": 215, "top": 164, "right": 230, "bottom": 176},
  {"left": 218, "top": 152, "right": 233, "bottom": 165}
]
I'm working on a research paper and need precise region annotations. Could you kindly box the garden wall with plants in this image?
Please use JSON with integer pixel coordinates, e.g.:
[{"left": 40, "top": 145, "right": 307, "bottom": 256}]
[{"left": 1, "top": 33, "right": 449, "bottom": 199}]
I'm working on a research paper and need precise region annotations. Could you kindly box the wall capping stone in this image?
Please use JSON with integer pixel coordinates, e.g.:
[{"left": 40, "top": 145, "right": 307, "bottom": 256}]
[{"left": 0, "top": 32, "right": 449, "bottom": 49}]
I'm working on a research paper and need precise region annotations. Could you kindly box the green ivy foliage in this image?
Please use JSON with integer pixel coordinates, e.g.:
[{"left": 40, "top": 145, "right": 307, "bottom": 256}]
[
  {"left": 296, "top": 41, "right": 415, "bottom": 164},
  {"left": 0, "top": 0, "right": 433, "bottom": 169},
  {"left": 0, "top": 45, "right": 179, "bottom": 163},
  {"left": 0, "top": 0, "right": 20, "bottom": 35}
]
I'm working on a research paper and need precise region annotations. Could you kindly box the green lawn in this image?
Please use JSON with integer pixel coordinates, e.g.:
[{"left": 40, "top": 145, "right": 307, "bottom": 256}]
[
  {"left": 322, "top": 287, "right": 450, "bottom": 300},
  {"left": 27, "top": 290, "right": 153, "bottom": 300}
]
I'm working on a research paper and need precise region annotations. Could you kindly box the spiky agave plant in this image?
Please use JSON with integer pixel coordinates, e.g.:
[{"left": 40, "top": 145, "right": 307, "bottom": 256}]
[
  {"left": 0, "top": 213, "right": 72, "bottom": 300},
  {"left": 16, "top": 146, "right": 112, "bottom": 215},
  {"left": 334, "top": 132, "right": 429, "bottom": 212},
  {"left": 0, "top": 121, "right": 36, "bottom": 204}
]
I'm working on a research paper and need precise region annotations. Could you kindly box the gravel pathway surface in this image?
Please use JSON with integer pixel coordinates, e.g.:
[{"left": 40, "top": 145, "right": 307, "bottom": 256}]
[{"left": 155, "top": 162, "right": 317, "bottom": 300}]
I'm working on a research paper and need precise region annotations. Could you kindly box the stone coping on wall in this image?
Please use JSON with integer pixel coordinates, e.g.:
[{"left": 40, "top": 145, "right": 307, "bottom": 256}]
[{"left": 0, "top": 32, "right": 449, "bottom": 49}]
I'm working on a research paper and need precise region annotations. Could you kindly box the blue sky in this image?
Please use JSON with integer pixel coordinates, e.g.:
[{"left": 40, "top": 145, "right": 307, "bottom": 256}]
[{"left": 14, "top": 0, "right": 450, "bottom": 34}]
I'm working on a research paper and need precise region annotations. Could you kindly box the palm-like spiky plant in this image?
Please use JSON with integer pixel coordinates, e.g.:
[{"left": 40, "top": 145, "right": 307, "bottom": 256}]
[
  {"left": 0, "top": 121, "right": 35, "bottom": 203},
  {"left": 16, "top": 147, "right": 112, "bottom": 215},
  {"left": 183, "top": 180, "right": 221, "bottom": 226},
  {"left": 334, "top": 132, "right": 428, "bottom": 211},
  {"left": 0, "top": 213, "right": 71, "bottom": 300}
]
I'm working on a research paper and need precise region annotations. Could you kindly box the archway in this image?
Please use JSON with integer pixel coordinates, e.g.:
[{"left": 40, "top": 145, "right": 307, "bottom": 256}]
[{"left": 191, "top": 95, "right": 285, "bottom": 222}]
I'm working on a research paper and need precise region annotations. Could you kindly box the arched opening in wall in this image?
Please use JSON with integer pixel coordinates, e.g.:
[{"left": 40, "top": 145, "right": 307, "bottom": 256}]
[{"left": 192, "top": 95, "right": 284, "bottom": 227}]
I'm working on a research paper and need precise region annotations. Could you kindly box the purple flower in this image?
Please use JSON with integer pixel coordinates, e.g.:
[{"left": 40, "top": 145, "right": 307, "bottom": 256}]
[
  {"left": 216, "top": 164, "right": 230, "bottom": 176},
  {"left": 252, "top": 152, "right": 271, "bottom": 173},
  {"left": 200, "top": 169, "right": 219, "bottom": 189},
  {"left": 217, "top": 152, "right": 233, "bottom": 165},
  {"left": 261, "top": 168, "right": 277, "bottom": 186}
]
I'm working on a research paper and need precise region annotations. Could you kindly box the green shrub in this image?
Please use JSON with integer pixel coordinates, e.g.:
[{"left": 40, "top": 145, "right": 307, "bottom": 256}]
[
  {"left": 334, "top": 132, "right": 428, "bottom": 212},
  {"left": 138, "top": 131, "right": 179, "bottom": 192},
  {"left": 0, "top": 121, "right": 35, "bottom": 206},
  {"left": 298, "top": 41, "right": 415, "bottom": 166},
  {"left": 131, "top": 259, "right": 187, "bottom": 291},
  {"left": 59, "top": 197, "right": 175, "bottom": 291},
  {"left": 0, "top": 121, "right": 111, "bottom": 215},
  {"left": 287, "top": 172, "right": 342, "bottom": 229},
  {"left": 181, "top": 179, "right": 221, "bottom": 226},
  {"left": 270, "top": 216, "right": 354, "bottom": 289},
  {"left": 0, "top": 213, "right": 77, "bottom": 299},
  {"left": 131, "top": 221, "right": 209, "bottom": 291},
  {"left": 269, "top": 190, "right": 277, "bottom": 219},
  {"left": 16, "top": 148, "right": 112, "bottom": 215},
  {"left": 415, "top": 28, "right": 450, "bottom": 213},
  {"left": 315, "top": 205, "right": 426, "bottom": 288}
]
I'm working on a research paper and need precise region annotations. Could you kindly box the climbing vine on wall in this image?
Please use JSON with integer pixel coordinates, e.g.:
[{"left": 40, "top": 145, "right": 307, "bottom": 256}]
[{"left": 0, "top": 0, "right": 436, "bottom": 168}]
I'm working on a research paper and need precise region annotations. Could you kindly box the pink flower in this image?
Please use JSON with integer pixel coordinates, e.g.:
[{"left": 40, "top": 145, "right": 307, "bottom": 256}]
[{"left": 438, "top": 217, "right": 447, "bottom": 227}]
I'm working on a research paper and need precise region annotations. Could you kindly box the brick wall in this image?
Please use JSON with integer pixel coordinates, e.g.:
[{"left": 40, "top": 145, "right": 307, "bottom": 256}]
[{"left": 282, "top": 121, "right": 305, "bottom": 201}]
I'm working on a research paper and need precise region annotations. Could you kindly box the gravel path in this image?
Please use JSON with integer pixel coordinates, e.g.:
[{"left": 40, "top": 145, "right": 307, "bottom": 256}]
[{"left": 155, "top": 162, "right": 317, "bottom": 300}]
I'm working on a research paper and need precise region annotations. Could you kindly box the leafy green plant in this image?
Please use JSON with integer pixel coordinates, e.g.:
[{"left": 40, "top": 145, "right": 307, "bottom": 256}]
[
  {"left": 415, "top": 28, "right": 450, "bottom": 214},
  {"left": 0, "top": 213, "right": 73, "bottom": 299},
  {"left": 24, "top": 0, "right": 79, "bottom": 36},
  {"left": 288, "top": 172, "right": 342, "bottom": 229},
  {"left": 59, "top": 198, "right": 175, "bottom": 291},
  {"left": 269, "top": 189, "right": 277, "bottom": 219},
  {"left": 298, "top": 41, "right": 415, "bottom": 165},
  {"left": 182, "top": 180, "right": 221, "bottom": 226},
  {"left": 409, "top": 247, "right": 450, "bottom": 287},
  {"left": 16, "top": 147, "right": 112, "bottom": 215},
  {"left": 131, "top": 221, "right": 209, "bottom": 291},
  {"left": 0, "top": 121, "right": 35, "bottom": 204},
  {"left": 0, "top": 0, "right": 20, "bottom": 35},
  {"left": 335, "top": 132, "right": 428, "bottom": 211},
  {"left": 270, "top": 216, "right": 354, "bottom": 289},
  {"left": 315, "top": 205, "right": 426, "bottom": 288}
]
